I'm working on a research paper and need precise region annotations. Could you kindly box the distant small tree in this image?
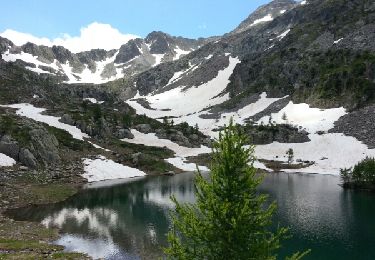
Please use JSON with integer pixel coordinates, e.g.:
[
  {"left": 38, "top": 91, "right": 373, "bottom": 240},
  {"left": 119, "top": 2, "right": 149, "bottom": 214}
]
[
  {"left": 164, "top": 118, "right": 308, "bottom": 260},
  {"left": 122, "top": 114, "right": 132, "bottom": 128},
  {"left": 340, "top": 168, "right": 352, "bottom": 185},
  {"left": 194, "top": 123, "right": 199, "bottom": 133},
  {"left": 163, "top": 116, "right": 170, "bottom": 126},
  {"left": 282, "top": 112, "right": 288, "bottom": 122},
  {"left": 286, "top": 148, "right": 294, "bottom": 164},
  {"left": 268, "top": 115, "right": 272, "bottom": 125},
  {"left": 92, "top": 104, "right": 102, "bottom": 122}
]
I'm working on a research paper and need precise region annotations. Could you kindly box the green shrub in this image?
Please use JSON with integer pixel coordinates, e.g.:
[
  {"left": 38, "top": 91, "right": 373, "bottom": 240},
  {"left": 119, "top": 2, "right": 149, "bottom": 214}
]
[{"left": 340, "top": 157, "right": 375, "bottom": 186}]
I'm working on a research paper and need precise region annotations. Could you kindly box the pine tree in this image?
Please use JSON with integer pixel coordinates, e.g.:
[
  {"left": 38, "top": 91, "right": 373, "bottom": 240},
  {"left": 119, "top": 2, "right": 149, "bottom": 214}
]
[
  {"left": 164, "top": 118, "right": 307, "bottom": 260},
  {"left": 286, "top": 148, "right": 294, "bottom": 165}
]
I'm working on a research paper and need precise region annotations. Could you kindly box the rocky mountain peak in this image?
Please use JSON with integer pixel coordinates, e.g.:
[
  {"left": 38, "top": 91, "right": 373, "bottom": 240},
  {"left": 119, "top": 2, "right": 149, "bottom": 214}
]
[
  {"left": 145, "top": 31, "right": 172, "bottom": 54},
  {"left": 230, "top": 0, "right": 297, "bottom": 35},
  {"left": 0, "top": 36, "right": 14, "bottom": 55}
]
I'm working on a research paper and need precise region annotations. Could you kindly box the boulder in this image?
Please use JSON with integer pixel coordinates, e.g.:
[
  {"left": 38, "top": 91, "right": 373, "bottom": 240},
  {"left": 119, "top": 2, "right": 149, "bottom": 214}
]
[
  {"left": 19, "top": 148, "right": 37, "bottom": 168},
  {"left": 116, "top": 128, "right": 134, "bottom": 139},
  {"left": 135, "top": 124, "right": 152, "bottom": 134},
  {"left": 29, "top": 128, "right": 60, "bottom": 165},
  {"left": 0, "top": 135, "right": 20, "bottom": 160},
  {"left": 60, "top": 114, "right": 74, "bottom": 125}
]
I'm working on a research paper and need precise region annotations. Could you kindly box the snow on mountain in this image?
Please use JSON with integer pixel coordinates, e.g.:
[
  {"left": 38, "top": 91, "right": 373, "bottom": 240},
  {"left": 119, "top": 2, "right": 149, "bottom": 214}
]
[
  {"left": 250, "top": 14, "right": 274, "bottom": 27},
  {"left": 0, "top": 23, "right": 139, "bottom": 53},
  {"left": 0, "top": 31, "right": 204, "bottom": 84}
]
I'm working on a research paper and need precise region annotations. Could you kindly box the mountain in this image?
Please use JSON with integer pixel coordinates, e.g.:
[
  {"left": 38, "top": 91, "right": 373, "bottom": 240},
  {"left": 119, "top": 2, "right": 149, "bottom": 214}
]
[
  {"left": 1, "top": 0, "right": 375, "bottom": 258},
  {"left": 119, "top": 0, "right": 375, "bottom": 174},
  {"left": 0, "top": 0, "right": 375, "bottom": 177},
  {"left": 229, "top": 0, "right": 298, "bottom": 35},
  {"left": 0, "top": 31, "right": 208, "bottom": 84}
]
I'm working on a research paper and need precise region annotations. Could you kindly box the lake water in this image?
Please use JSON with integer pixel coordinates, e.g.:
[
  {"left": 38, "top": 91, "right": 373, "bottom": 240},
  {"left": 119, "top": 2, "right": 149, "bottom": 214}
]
[{"left": 8, "top": 172, "right": 375, "bottom": 259}]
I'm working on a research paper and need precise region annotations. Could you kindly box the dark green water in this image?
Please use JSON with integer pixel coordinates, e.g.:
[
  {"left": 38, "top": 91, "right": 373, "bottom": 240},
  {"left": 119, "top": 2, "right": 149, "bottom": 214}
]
[{"left": 8, "top": 173, "right": 375, "bottom": 259}]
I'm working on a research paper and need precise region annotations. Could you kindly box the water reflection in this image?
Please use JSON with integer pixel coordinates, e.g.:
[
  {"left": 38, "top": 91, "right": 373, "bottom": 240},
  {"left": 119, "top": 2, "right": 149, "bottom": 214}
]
[{"left": 8, "top": 172, "right": 375, "bottom": 259}]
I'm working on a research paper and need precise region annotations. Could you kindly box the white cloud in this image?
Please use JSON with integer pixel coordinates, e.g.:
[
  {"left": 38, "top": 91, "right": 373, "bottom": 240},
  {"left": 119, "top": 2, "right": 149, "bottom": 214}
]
[{"left": 0, "top": 22, "right": 140, "bottom": 53}]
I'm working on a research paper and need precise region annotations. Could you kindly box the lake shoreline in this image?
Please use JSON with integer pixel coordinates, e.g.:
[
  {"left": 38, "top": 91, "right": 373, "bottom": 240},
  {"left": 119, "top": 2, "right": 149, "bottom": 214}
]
[{"left": 0, "top": 170, "right": 345, "bottom": 259}]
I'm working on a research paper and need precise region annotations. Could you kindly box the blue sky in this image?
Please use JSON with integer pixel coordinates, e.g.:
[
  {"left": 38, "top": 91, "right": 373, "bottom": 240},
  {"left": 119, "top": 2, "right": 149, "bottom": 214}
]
[{"left": 0, "top": 0, "right": 271, "bottom": 39}]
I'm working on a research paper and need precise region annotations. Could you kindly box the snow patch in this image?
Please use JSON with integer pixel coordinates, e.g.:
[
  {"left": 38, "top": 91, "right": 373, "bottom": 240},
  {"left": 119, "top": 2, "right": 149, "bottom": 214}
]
[
  {"left": 173, "top": 46, "right": 190, "bottom": 60},
  {"left": 205, "top": 54, "right": 213, "bottom": 60},
  {"left": 25, "top": 66, "right": 52, "bottom": 75},
  {"left": 277, "top": 29, "right": 291, "bottom": 40},
  {"left": 0, "top": 153, "right": 16, "bottom": 167},
  {"left": 83, "top": 98, "right": 104, "bottom": 104},
  {"left": 166, "top": 157, "right": 209, "bottom": 172},
  {"left": 251, "top": 14, "right": 273, "bottom": 27},
  {"left": 333, "top": 38, "right": 343, "bottom": 44},
  {"left": 152, "top": 54, "right": 165, "bottom": 67},
  {"left": 83, "top": 156, "right": 146, "bottom": 182}
]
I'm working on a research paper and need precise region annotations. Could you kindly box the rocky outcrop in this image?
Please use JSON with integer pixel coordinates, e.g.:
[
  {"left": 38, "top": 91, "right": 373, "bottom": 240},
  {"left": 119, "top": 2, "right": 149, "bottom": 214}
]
[
  {"left": 229, "top": 0, "right": 297, "bottom": 35},
  {"left": 115, "top": 39, "right": 142, "bottom": 63},
  {"left": 0, "top": 120, "right": 60, "bottom": 168},
  {"left": 116, "top": 128, "right": 134, "bottom": 139},
  {"left": 18, "top": 148, "right": 37, "bottom": 168},
  {"left": 0, "top": 135, "right": 20, "bottom": 160},
  {"left": 330, "top": 105, "right": 375, "bottom": 149},
  {"left": 244, "top": 124, "right": 310, "bottom": 145},
  {"left": 135, "top": 124, "right": 152, "bottom": 134},
  {"left": 28, "top": 128, "right": 60, "bottom": 165}
]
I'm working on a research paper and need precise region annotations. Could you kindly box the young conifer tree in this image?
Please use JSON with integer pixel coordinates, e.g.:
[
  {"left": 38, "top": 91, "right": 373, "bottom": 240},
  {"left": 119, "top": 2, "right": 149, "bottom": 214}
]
[{"left": 165, "top": 118, "right": 308, "bottom": 260}]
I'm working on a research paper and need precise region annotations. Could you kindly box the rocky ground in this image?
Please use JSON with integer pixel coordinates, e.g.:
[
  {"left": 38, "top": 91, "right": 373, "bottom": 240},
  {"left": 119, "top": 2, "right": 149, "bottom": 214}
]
[
  {"left": 330, "top": 105, "right": 375, "bottom": 149},
  {"left": 0, "top": 161, "right": 90, "bottom": 259}
]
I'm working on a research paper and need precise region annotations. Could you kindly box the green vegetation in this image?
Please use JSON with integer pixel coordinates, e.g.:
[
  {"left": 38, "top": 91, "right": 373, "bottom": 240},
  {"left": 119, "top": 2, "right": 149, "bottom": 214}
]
[
  {"left": 315, "top": 50, "right": 375, "bottom": 106},
  {"left": 0, "top": 114, "right": 31, "bottom": 146},
  {"left": 46, "top": 126, "right": 90, "bottom": 151},
  {"left": 164, "top": 119, "right": 308, "bottom": 259},
  {"left": 0, "top": 238, "right": 63, "bottom": 251},
  {"left": 0, "top": 239, "right": 87, "bottom": 259},
  {"left": 27, "top": 184, "right": 78, "bottom": 204},
  {"left": 341, "top": 157, "right": 375, "bottom": 190}
]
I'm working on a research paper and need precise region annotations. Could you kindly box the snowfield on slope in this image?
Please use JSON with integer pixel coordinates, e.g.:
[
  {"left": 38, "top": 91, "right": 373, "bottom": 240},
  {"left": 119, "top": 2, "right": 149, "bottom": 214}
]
[
  {"left": 1, "top": 103, "right": 89, "bottom": 140},
  {"left": 126, "top": 53, "right": 375, "bottom": 175},
  {"left": 128, "top": 56, "right": 241, "bottom": 118},
  {"left": 255, "top": 133, "right": 375, "bottom": 175}
]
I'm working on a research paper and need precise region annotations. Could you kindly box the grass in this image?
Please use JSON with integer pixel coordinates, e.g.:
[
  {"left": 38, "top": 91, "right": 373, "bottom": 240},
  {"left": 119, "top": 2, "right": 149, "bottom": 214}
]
[
  {"left": 0, "top": 239, "right": 88, "bottom": 259},
  {"left": 26, "top": 184, "right": 78, "bottom": 204},
  {"left": 0, "top": 239, "right": 63, "bottom": 251}
]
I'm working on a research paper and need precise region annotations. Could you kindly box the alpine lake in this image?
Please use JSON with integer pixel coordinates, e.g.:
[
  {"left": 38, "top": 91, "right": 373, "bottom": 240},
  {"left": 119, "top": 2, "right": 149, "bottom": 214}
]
[{"left": 7, "top": 172, "right": 375, "bottom": 260}]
